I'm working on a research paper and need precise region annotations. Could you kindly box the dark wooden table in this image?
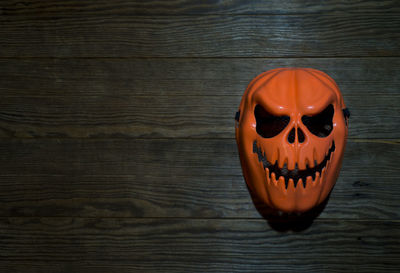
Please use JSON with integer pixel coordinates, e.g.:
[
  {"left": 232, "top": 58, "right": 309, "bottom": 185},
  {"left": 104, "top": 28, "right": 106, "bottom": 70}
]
[{"left": 0, "top": 1, "right": 399, "bottom": 272}]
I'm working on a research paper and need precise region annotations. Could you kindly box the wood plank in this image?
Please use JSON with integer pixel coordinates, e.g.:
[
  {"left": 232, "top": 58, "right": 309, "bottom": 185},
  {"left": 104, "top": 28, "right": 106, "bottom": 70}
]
[
  {"left": 0, "top": 13, "right": 399, "bottom": 57},
  {"left": 1, "top": 95, "right": 397, "bottom": 139},
  {"left": 1, "top": 58, "right": 399, "bottom": 97},
  {"left": 1, "top": 58, "right": 399, "bottom": 138},
  {"left": 1, "top": 139, "right": 397, "bottom": 178},
  {"left": 0, "top": 175, "right": 397, "bottom": 220},
  {"left": 2, "top": 0, "right": 399, "bottom": 15},
  {"left": 0, "top": 139, "right": 398, "bottom": 219},
  {"left": 0, "top": 218, "right": 398, "bottom": 272}
]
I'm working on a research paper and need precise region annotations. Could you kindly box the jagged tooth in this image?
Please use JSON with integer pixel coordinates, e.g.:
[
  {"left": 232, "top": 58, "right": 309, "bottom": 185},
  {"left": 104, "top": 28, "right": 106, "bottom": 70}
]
[
  {"left": 313, "top": 171, "right": 321, "bottom": 188},
  {"left": 329, "top": 147, "right": 335, "bottom": 161},
  {"left": 269, "top": 169, "right": 273, "bottom": 184},
  {"left": 278, "top": 176, "right": 286, "bottom": 192},
  {"left": 259, "top": 149, "right": 264, "bottom": 162},
  {"left": 276, "top": 148, "right": 280, "bottom": 167},
  {"left": 328, "top": 141, "right": 334, "bottom": 156},
  {"left": 279, "top": 155, "right": 287, "bottom": 169},
  {"left": 271, "top": 172, "right": 277, "bottom": 186},
  {"left": 326, "top": 156, "right": 332, "bottom": 171},
  {"left": 308, "top": 157, "right": 315, "bottom": 168},
  {"left": 304, "top": 158, "right": 309, "bottom": 170},
  {"left": 326, "top": 157, "right": 330, "bottom": 169},
  {"left": 277, "top": 176, "right": 287, "bottom": 193},
  {"left": 261, "top": 144, "right": 265, "bottom": 158},
  {"left": 306, "top": 176, "right": 313, "bottom": 188},
  {"left": 289, "top": 178, "right": 296, "bottom": 190},
  {"left": 318, "top": 168, "right": 325, "bottom": 185},
  {"left": 271, "top": 146, "right": 278, "bottom": 166},
  {"left": 313, "top": 147, "right": 318, "bottom": 164},
  {"left": 265, "top": 167, "right": 270, "bottom": 186}
]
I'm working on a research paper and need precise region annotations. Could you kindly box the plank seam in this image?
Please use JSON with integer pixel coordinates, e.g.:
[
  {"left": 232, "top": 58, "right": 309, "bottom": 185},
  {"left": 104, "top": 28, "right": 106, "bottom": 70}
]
[{"left": 1, "top": 56, "right": 400, "bottom": 60}]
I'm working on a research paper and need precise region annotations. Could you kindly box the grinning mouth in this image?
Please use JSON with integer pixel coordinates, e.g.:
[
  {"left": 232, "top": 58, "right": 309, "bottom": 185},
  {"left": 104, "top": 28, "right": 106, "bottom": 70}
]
[{"left": 253, "top": 140, "right": 335, "bottom": 189}]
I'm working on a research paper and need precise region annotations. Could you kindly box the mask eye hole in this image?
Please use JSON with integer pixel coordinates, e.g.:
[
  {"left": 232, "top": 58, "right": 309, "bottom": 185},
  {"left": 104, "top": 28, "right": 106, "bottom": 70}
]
[
  {"left": 255, "top": 104, "right": 290, "bottom": 138},
  {"left": 301, "top": 104, "right": 334, "bottom": 138}
]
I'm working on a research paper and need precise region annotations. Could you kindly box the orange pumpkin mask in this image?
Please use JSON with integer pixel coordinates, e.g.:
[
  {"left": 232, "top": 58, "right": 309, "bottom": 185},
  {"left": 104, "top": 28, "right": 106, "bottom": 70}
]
[{"left": 235, "top": 68, "right": 349, "bottom": 213}]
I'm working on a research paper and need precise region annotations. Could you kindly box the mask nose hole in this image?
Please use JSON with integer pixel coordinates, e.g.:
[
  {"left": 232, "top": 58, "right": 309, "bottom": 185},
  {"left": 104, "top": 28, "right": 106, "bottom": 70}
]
[
  {"left": 287, "top": 128, "right": 306, "bottom": 144},
  {"left": 298, "top": 128, "right": 305, "bottom": 143},
  {"left": 288, "top": 128, "right": 295, "bottom": 143}
]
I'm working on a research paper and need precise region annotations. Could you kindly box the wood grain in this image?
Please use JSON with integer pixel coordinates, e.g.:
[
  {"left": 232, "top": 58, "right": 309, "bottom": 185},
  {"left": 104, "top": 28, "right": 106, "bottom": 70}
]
[
  {"left": 0, "top": 13, "right": 399, "bottom": 57},
  {"left": 0, "top": 58, "right": 399, "bottom": 138},
  {"left": 2, "top": 0, "right": 399, "bottom": 15},
  {"left": 0, "top": 139, "right": 398, "bottom": 219},
  {"left": 0, "top": 217, "right": 398, "bottom": 272}
]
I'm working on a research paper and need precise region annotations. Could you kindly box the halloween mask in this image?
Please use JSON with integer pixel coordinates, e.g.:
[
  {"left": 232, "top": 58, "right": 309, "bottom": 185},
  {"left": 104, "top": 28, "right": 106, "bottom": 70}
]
[{"left": 235, "top": 68, "right": 349, "bottom": 213}]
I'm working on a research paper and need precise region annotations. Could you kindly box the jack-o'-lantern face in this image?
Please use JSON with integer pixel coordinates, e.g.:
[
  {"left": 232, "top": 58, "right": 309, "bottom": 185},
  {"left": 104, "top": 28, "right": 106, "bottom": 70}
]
[{"left": 235, "top": 68, "right": 349, "bottom": 213}]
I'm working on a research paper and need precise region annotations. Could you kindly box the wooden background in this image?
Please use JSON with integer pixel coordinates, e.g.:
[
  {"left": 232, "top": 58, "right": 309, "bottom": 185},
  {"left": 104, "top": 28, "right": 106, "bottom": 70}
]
[{"left": 0, "top": 0, "right": 399, "bottom": 272}]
